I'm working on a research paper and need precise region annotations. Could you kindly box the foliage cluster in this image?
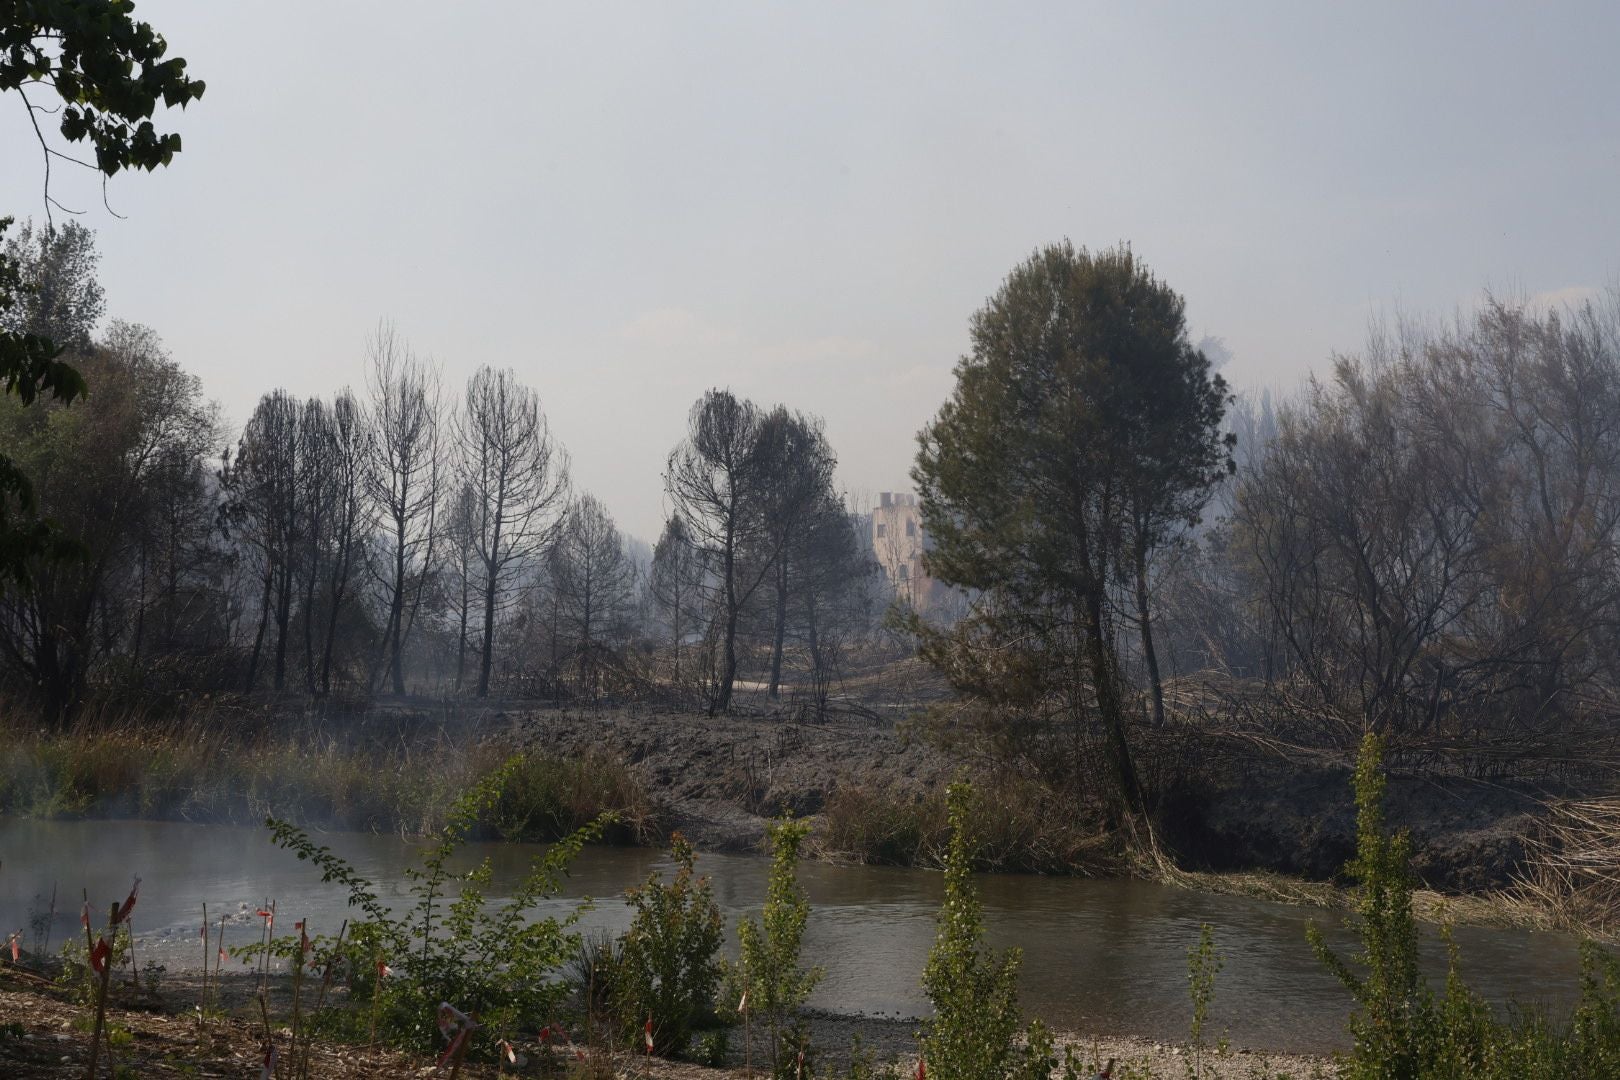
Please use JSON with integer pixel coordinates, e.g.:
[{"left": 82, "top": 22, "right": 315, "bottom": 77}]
[
  {"left": 263, "top": 757, "right": 606, "bottom": 1057},
  {"left": 611, "top": 832, "right": 726, "bottom": 1054}
]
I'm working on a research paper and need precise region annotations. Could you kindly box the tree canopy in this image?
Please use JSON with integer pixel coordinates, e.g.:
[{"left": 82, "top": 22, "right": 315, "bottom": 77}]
[
  {"left": 0, "top": 0, "right": 204, "bottom": 592},
  {"left": 913, "top": 241, "right": 1231, "bottom": 826}
]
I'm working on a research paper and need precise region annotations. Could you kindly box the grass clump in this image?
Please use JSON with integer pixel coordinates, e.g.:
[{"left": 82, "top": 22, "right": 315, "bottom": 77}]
[{"left": 0, "top": 704, "right": 662, "bottom": 843}]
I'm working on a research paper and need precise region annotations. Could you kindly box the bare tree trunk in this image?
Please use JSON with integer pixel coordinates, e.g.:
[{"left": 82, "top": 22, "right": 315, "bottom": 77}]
[
  {"left": 478, "top": 550, "right": 498, "bottom": 697},
  {"left": 1134, "top": 532, "right": 1166, "bottom": 728},
  {"left": 714, "top": 537, "right": 738, "bottom": 714},
  {"left": 454, "top": 570, "right": 469, "bottom": 692},
  {"left": 246, "top": 566, "right": 273, "bottom": 693},
  {"left": 1082, "top": 584, "right": 1146, "bottom": 824},
  {"left": 385, "top": 539, "right": 407, "bottom": 694},
  {"left": 767, "top": 561, "right": 788, "bottom": 699},
  {"left": 273, "top": 561, "right": 294, "bottom": 692}
]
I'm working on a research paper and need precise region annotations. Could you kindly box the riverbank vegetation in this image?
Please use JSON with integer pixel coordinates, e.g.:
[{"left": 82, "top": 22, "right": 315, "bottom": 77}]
[
  {"left": 7, "top": 742, "right": 1620, "bottom": 1078},
  {"left": 0, "top": 700, "right": 663, "bottom": 843}
]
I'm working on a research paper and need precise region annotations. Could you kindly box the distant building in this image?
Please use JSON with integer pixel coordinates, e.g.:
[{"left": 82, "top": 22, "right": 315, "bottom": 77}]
[{"left": 870, "top": 491, "right": 942, "bottom": 610}]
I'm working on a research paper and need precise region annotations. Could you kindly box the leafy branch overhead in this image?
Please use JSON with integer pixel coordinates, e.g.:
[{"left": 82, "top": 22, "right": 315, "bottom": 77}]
[{"left": 1, "top": 0, "right": 206, "bottom": 176}]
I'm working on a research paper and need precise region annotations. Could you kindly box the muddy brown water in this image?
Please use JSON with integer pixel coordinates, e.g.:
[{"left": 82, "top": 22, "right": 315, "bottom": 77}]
[{"left": 0, "top": 817, "right": 1589, "bottom": 1054}]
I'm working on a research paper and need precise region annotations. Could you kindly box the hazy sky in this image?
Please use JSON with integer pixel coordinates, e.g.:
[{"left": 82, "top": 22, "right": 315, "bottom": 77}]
[{"left": 3, "top": 2, "right": 1617, "bottom": 540}]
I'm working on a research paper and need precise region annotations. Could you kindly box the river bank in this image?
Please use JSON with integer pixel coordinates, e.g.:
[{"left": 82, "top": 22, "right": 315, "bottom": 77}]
[{"left": 0, "top": 691, "right": 1598, "bottom": 928}]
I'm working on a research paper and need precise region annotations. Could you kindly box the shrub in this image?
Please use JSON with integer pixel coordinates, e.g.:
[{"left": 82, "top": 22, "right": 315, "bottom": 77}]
[
  {"left": 613, "top": 832, "right": 725, "bottom": 1055},
  {"left": 724, "top": 818, "right": 824, "bottom": 1077},
  {"left": 264, "top": 756, "right": 605, "bottom": 1058}
]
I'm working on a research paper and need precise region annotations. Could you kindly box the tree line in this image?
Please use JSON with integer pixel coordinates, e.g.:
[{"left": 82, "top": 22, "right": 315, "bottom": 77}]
[{"left": 0, "top": 222, "right": 882, "bottom": 718}]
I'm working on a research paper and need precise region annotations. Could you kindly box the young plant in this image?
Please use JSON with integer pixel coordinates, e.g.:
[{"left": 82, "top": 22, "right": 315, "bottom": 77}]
[
  {"left": 919, "top": 781, "right": 1052, "bottom": 1080},
  {"left": 1186, "top": 924, "right": 1224, "bottom": 1079},
  {"left": 1308, "top": 733, "right": 1433, "bottom": 1077},
  {"left": 613, "top": 831, "right": 724, "bottom": 1055},
  {"left": 725, "top": 818, "right": 824, "bottom": 1078}
]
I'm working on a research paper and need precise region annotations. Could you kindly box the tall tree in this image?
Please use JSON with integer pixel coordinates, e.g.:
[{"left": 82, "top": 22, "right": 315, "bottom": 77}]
[
  {"left": 792, "top": 494, "right": 876, "bottom": 714},
  {"left": 0, "top": 321, "right": 214, "bottom": 717},
  {"left": 364, "top": 325, "right": 441, "bottom": 694},
  {"left": 443, "top": 480, "right": 481, "bottom": 693},
  {"left": 549, "top": 493, "right": 636, "bottom": 696},
  {"left": 316, "top": 389, "right": 369, "bottom": 693},
  {"left": 648, "top": 515, "right": 707, "bottom": 687},
  {"left": 913, "top": 242, "right": 1230, "bottom": 829},
  {"left": 752, "top": 407, "right": 838, "bottom": 699},
  {"left": 456, "top": 365, "right": 568, "bottom": 698},
  {"left": 226, "top": 391, "right": 302, "bottom": 693},
  {"left": 664, "top": 389, "right": 774, "bottom": 714}
]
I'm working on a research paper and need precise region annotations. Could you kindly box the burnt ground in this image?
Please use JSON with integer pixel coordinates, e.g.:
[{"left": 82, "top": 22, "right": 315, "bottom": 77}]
[
  {"left": 488, "top": 696, "right": 953, "bottom": 854},
  {"left": 318, "top": 655, "right": 1595, "bottom": 894}
]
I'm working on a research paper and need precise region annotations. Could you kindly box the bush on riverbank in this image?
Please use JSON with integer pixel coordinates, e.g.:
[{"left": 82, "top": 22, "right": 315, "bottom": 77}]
[
  {"left": 0, "top": 703, "right": 664, "bottom": 843},
  {"left": 816, "top": 771, "right": 1120, "bottom": 874}
]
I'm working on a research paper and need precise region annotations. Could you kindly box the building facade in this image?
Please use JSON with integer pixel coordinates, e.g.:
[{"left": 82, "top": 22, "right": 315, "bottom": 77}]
[{"left": 870, "top": 491, "right": 941, "bottom": 610}]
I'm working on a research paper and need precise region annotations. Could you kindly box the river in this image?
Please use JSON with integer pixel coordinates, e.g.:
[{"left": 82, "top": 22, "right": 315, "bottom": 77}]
[{"left": 0, "top": 817, "right": 1587, "bottom": 1053}]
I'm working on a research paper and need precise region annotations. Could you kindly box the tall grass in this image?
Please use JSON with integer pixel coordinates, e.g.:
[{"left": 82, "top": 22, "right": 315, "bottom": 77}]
[{"left": 0, "top": 700, "right": 664, "bottom": 842}]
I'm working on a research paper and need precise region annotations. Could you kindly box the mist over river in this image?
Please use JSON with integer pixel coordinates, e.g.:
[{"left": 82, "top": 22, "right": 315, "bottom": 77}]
[{"left": 0, "top": 816, "right": 1587, "bottom": 1054}]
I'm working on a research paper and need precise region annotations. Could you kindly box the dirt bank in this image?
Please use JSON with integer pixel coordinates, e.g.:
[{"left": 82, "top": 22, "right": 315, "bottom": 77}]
[
  {"left": 465, "top": 700, "right": 1569, "bottom": 893},
  {"left": 489, "top": 703, "right": 954, "bottom": 854}
]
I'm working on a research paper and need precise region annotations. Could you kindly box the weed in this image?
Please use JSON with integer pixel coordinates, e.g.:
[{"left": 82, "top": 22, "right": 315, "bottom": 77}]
[{"left": 1186, "top": 924, "right": 1226, "bottom": 1077}]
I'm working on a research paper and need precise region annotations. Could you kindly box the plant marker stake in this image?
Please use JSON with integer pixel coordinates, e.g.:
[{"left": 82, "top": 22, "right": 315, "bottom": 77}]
[
  {"left": 288, "top": 919, "right": 307, "bottom": 1080},
  {"left": 916, "top": 1057, "right": 926, "bottom": 1080},
  {"left": 368, "top": 952, "right": 386, "bottom": 1059},
  {"left": 86, "top": 901, "right": 118, "bottom": 1080},
  {"left": 259, "top": 1042, "right": 277, "bottom": 1080},
  {"left": 200, "top": 903, "right": 208, "bottom": 1028},
  {"left": 7, "top": 929, "right": 20, "bottom": 963},
  {"left": 743, "top": 969, "right": 753, "bottom": 1080},
  {"left": 254, "top": 899, "right": 275, "bottom": 1053},
  {"left": 644, "top": 1013, "right": 654, "bottom": 1054},
  {"left": 43, "top": 881, "right": 56, "bottom": 960},
  {"left": 109, "top": 877, "right": 141, "bottom": 989},
  {"left": 300, "top": 919, "right": 347, "bottom": 1080}
]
